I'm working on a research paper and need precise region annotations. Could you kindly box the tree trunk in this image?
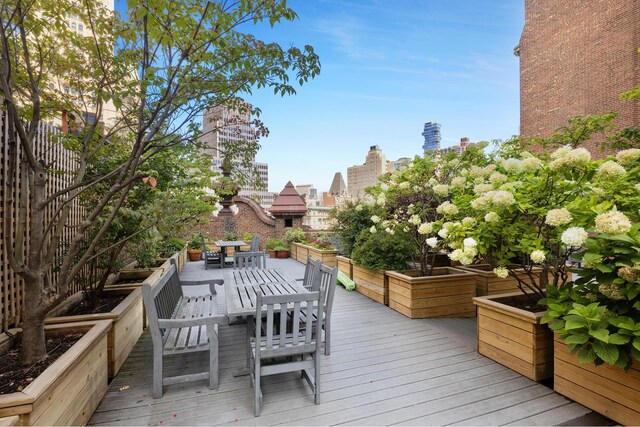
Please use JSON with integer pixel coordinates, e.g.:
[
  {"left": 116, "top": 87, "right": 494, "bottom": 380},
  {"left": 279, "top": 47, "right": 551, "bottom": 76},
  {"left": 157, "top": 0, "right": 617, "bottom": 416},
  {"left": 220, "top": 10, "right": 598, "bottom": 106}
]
[{"left": 20, "top": 277, "right": 47, "bottom": 365}]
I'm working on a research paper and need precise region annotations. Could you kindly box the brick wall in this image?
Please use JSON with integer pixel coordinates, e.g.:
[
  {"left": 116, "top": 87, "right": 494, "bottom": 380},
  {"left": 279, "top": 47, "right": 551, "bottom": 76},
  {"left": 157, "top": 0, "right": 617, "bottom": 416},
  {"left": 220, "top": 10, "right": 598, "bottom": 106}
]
[
  {"left": 519, "top": 0, "right": 640, "bottom": 156},
  {"left": 194, "top": 196, "right": 304, "bottom": 248}
]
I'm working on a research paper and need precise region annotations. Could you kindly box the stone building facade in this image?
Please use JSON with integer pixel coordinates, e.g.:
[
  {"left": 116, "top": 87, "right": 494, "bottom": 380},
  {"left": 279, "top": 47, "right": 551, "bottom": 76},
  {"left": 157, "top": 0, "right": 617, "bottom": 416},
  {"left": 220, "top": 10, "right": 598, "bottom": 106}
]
[{"left": 518, "top": 0, "right": 640, "bottom": 155}]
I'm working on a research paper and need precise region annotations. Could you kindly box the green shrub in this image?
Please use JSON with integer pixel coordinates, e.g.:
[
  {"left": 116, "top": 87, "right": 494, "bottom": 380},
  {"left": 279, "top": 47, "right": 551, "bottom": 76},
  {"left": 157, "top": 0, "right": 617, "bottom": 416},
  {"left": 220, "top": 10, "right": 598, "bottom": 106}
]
[
  {"left": 187, "top": 233, "right": 204, "bottom": 250},
  {"left": 329, "top": 201, "right": 374, "bottom": 257},
  {"left": 351, "top": 229, "right": 418, "bottom": 271},
  {"left": 266, "top": 238, "right": 284, "bottom": 250},
  {"left": 161, "top": 237, "right": 185, "bottom": 257},
  {"left": 283, "top": 228, "right": 306, "bottom": 243}
]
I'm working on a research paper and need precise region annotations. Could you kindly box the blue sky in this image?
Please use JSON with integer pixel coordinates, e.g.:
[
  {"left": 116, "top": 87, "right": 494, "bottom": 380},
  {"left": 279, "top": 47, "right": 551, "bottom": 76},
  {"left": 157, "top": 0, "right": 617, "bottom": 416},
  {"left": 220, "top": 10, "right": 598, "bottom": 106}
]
[
  {"left": 249, "top": 0, "right": 524, "bottom": 192},
  {"left": 116, "top": 0, "right": 524, "bottom": 193}
]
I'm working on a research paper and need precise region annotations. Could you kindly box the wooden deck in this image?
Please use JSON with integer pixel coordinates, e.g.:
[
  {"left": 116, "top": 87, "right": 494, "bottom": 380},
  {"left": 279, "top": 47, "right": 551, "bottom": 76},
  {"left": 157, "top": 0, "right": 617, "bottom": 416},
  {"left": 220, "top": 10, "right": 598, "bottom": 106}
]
[{"left": 89, "top": 258, "right": 593, "bottom": 426}]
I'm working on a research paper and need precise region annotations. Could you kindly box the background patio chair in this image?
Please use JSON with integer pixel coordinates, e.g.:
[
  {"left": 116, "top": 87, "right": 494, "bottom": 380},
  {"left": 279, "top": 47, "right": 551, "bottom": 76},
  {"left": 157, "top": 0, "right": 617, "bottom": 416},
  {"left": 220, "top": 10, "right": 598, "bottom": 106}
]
[
  {"left": 299, "top": 256, "right": 321, "bottom": 290},
  {"left": 305, "top": 264, "right": 338, "bottom": 355},
  {"left": 201, "top": 236, "right": 223, "bottom": 269},
  {"left": 233, "top": 251, "right": 266, "bottom": 269},
  {"left": 250, "top": 289, "right": 324, "bottom": 416}
]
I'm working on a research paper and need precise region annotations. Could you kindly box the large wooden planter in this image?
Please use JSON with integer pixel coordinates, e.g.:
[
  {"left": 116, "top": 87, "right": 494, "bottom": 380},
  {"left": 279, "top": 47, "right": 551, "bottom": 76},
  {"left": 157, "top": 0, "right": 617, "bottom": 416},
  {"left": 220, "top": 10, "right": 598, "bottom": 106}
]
[
  {"left": 473, "top": 292, "right": 553, "bottom": 381},
  {"left": 292, "top": 243, "right": 338, "bottom": 267},
  {"left": 337, "top": 256, "right": 353, "bottom": 279},
  {"left": 458, "top": 264, "right": 547, "bottom": 296},
  {"left": 352, "top": 263, "right": 388, "bottom": 305},
  {"left": 387, "top": 268, "right": 477, "bottom": 318},
  {"left": 46, "top": 287, "right": 144, "bottom": 379},
  {"left": 0, "top": 321, "right": 111, "bottom": 426},
  {"left": 554, "top": 336, "right": 640, "bottom": 425}
]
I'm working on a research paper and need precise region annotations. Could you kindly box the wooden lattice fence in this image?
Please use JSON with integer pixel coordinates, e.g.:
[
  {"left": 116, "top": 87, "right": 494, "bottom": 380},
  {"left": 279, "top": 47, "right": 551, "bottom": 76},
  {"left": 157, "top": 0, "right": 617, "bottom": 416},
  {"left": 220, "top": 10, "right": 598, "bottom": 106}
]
[{"left": 0, "top": 112, "right": 85, "bottom": 333}]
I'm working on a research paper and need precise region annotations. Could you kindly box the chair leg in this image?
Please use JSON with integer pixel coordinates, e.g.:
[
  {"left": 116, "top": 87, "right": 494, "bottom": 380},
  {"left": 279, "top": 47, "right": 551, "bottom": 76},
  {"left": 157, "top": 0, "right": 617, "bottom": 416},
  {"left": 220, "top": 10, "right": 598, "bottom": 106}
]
[
  {"left": 324, "top": 320, "right": 330, "bottom": 356},
  {"left": 314, "top": 351, "right": 321, "bottom": 404},
  {"left": 254, "top": 359, "right": 261, "bottom": 416},
  {"left": 152, "top": 344, "right": 163, "bottom": 398},
  {"left": 209, "top": 329, "right": 219, "bottom": 390}
]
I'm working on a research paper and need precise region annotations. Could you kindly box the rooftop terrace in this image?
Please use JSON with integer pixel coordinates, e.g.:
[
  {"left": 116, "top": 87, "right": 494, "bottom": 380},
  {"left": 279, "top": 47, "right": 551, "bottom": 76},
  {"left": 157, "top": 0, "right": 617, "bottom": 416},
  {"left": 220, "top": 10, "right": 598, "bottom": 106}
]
[{"left": 89, "top": 258, "right": 603, "bottom": 426}]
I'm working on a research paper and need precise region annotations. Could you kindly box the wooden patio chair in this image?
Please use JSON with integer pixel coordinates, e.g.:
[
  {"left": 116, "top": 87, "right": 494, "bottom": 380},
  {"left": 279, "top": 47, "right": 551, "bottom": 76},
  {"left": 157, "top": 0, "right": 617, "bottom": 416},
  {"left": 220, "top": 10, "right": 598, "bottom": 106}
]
[
  {"left": 250, "top": 289, "right": 325, "bottom": 416},
  {"left": 299, "top": 256, "right": 321, "bottom": 290},
  {"left": 201, "top": 236, "right": 223, "bottom": 270},
  {"left": 233, "top": 251, "right": 266, "bottom": 269},
  {"left": 305, "top": 264, "right": 338, "bottom": 355}
]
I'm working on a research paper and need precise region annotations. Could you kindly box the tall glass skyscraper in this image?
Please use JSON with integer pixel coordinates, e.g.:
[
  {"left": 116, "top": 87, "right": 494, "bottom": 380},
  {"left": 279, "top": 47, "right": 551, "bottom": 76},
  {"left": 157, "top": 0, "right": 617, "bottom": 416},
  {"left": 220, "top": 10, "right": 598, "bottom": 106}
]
[{"left": 422, "top": 122, "right": 441, "bottom": 153}]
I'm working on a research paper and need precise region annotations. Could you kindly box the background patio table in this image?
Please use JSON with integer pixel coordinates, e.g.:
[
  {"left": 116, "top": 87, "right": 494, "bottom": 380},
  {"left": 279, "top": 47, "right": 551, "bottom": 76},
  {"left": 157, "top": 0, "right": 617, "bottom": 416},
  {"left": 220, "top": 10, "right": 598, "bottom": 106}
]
[{"left": 215, "top": 240, "right": 248, "bottom": 267}]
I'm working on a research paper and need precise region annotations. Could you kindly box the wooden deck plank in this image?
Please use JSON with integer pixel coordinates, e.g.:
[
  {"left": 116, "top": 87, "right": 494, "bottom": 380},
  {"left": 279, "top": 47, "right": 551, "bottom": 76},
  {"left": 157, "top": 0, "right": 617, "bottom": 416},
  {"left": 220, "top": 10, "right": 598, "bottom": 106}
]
[{"left": 89, "top": 258, "right": 591, "bottom": 427}]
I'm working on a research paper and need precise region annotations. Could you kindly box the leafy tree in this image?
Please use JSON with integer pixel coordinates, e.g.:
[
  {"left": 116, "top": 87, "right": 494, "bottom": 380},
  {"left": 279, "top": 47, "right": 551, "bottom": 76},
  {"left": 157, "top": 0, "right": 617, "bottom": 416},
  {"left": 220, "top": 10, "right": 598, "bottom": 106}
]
[{"left": 0, "top": 0, "right": 320, "bottom": 364}]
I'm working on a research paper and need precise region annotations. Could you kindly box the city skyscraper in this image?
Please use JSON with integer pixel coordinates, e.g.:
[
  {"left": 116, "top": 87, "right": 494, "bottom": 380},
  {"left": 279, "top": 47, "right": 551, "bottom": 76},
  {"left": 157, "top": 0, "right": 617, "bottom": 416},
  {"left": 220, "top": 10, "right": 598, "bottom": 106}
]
[
  {"left": 422, "top": 122, "right": 442, "bottom": 153},
  {"left": 347, "top": 145, "right": 387, "bottom": 199}
]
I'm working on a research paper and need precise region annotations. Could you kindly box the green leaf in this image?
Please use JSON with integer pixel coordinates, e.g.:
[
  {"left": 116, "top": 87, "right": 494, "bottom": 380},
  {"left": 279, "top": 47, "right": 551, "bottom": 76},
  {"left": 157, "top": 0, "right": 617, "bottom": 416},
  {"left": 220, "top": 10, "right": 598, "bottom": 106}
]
[
  {"left": 577, "top": 347, "right": 597, "bottom": 364},
  {"left": 592, "top": 341, "right": 619, "bottom": 364},
  {"left": 564, "top": 333, "right": 590, "bottom": 345},
  {"left": 634, "top": 338, "right": 640, "bottom": 352},
  {"left": 589, "top": 327, "right": 610, "bottom": 342},
  {"left": 595, "top": 264, "right": 615, "bottom": 273},
  {"left": 564, "top": 316, "right": 588, "bottom": 330},
  {"left": 608, "top": 333, "right": 630, "bottom": 345}
]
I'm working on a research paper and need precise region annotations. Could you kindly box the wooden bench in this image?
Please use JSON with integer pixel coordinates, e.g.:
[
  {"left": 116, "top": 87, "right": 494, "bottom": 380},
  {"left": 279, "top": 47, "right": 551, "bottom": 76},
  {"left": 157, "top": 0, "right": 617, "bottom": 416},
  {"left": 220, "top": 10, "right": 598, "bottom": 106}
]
[{"left": 141, "top": 259, "right": 228, "bottom": 398}]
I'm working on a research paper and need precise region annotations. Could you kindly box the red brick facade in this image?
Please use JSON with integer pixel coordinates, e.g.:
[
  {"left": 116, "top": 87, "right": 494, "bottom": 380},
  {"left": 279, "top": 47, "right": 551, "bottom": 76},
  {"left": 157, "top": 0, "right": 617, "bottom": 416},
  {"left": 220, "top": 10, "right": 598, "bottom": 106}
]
[
  {"left": 194, "top": 196, "right": 303, "bottom": 248},
  {"left": 519, "top": 0, "right": 640, "bottom": 155}
]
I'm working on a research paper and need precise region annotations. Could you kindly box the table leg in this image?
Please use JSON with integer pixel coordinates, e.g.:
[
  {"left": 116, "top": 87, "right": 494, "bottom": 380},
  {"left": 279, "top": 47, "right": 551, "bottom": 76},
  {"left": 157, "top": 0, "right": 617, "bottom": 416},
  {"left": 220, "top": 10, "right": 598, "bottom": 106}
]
[{"left": 233, "top": 314, "right": 254, "bottom": 377}]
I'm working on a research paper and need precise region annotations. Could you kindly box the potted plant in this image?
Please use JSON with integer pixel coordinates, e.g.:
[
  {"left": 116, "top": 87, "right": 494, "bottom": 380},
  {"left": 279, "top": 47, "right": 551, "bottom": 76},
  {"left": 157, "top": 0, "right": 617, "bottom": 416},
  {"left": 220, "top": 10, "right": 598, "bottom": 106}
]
[
  {"left": 351, "top": 228, "right": 418, "bottom": 305},
  {"left": 283, "top": 227, "right": 307, "bottom": 261},
  {"left": 187, "top": 233, "right": 204, "bottom": 261},
  {"left": 265, "top": 238, "right": 283, "bottom": 258},
  {"left": 273, "top": 244, "right": 290, "bottom": 258},
  {"left": 543, "top": 209, "right": 640, "bottom": 424},
  {"left": 444, "top": 119, "right": 640, "bottom": 381},
  {"left": 367, "top": 150, "right": 483, "bottom": 317}
]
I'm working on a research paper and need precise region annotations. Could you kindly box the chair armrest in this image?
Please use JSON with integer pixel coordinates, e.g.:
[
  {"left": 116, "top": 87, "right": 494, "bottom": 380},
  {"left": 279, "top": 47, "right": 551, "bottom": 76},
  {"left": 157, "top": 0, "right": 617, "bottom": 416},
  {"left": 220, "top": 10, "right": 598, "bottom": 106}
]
[
  {"left": 180, "top": 279, "right": 224, "bottom": 287},
  {"left": 158, "top": 314, "right": 229, "bottom": 329}
]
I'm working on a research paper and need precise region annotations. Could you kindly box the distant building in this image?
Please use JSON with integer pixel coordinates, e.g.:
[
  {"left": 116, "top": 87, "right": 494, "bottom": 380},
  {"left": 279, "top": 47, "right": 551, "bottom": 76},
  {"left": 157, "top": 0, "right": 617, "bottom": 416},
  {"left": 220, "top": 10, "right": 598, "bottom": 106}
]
[
  {"left": 517, "top": 0, "right": 640, "bottom": 156},
  {"left": 422, "top": 122, "right": 442, "bottom": 153},
  {"left": 440, "top": 137, "right": 472, "bottom": 156},
  {"left": 387, "top": 157, "right": 411, "bottom": 173},
  {"left": 328, "top": 172, "right": 347, "bottom": 195},
  {"left": 200, "top": 103, "right": 273, "bottom": 208},
  {"left": 347, "top": 145, "right": 387, "bottom": 198}
]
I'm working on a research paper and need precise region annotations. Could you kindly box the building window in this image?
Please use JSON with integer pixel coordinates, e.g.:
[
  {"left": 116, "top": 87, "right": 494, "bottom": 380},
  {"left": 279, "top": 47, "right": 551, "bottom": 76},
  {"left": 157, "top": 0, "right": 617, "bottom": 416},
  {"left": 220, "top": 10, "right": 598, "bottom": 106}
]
[{"left": 284, "top": 218, "right": 293, "bottom": 228}]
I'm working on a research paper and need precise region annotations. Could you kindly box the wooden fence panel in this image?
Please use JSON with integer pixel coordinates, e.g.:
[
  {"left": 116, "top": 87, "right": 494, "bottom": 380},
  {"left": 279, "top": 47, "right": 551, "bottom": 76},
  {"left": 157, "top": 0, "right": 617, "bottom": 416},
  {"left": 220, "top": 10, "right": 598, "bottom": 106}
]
[{"left": 0, "top": 112, "right": 86, "bottom": 333}]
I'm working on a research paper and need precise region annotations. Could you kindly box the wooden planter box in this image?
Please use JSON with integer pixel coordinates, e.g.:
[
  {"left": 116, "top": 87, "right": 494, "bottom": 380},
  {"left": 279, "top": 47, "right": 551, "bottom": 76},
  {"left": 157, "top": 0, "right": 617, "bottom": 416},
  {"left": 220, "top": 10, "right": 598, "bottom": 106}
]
[
  {"left": 473, "top": 292, "right": 553, "bottom": 381},
  {"left": 46, "top": 287, "right": 144, "bottom": 379},
  {"left": 554, "top": 336, "right": 640, "bottom": 425},
  {"left": 293, "top": 242, "right": 309, "bottom": 264},
  {"left": 0, "top": 321, "right": 111, "bottom": 425},
  {"left": 458, "top": 264, "right": 547, "bottom": 296},
  {"left": 387, "top": 268, "right": 477, "bottom": 318},
  {"left": 352, "top": 263, "right": 388, "bottom": 305},
  {"left": 289, "top": 243, "right": 298, "bottom": 260},
  {"left": 292, "top": 243, "right": 338, "bottom": 267},
  {"left": 337, "top": 256, "right": 353, "bottom": 279}
]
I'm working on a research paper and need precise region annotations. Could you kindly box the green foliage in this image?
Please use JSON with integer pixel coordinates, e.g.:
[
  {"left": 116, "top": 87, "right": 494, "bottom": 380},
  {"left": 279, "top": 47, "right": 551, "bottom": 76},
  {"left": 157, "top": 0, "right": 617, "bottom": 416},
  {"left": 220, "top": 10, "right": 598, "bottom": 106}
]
[
  {"left": 351, "top": 229, "right": 418, "bottom": 271},
  {"left": 329, "top": 201, "right": 374, "bottom": 257},
  {"left": 542, "top": 225, "right": 640, "bottom": 369},
  {"left": 242, "top": 232, "right": 253, "bottom": 241},
  {"left": 223, "top": 231, "right": 237, "bottom": 241},
  {"left": 188, "top": 233, "right": 204, "bottom": 250},
  {"left": 161, "top": 237, "right": 185, "bottom": 257},
  {"left": 266, "top": 239, "right": 284, "bottom": 250},
  {"left": 283, "top": 228, "right": 306, "bottom": 243},
  {"left": 273, "top": 244, "right": 289, "bottom": 251}
]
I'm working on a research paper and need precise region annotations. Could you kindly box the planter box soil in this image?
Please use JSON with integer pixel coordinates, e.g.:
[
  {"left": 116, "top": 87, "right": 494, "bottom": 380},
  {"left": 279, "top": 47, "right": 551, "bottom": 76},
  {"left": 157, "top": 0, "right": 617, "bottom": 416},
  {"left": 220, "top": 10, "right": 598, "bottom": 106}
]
[
  {"left": 0, "top": 321, "right": 110, "bottom": 425},
  {"left": 352, "top": 263, "right": 388, "bottom": 305},
  {"left": 387, "top": 268, "right": 477, "bottom": 318},
  {"left": 474, "top": 292, "right": 553, "bottom": 381},
  {"left": 554, "top": 335, "right": 640, "bottom": 425},
  {"left": 46, "top": 287, "right": 143, "bottom": 379},
  {"left": 337, "top": 256, "right": 352, "bottom": 280}
]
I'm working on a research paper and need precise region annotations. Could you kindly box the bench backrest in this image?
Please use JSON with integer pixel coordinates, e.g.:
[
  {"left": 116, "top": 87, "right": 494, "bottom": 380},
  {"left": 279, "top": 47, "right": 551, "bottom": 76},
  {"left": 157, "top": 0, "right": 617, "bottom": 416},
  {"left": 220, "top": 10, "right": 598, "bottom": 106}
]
[
  {"left": 142, "top": 263, "right": 183, "bottom": 342},
  {"left": 250, "top": 235, "right": 260, "bottom": 252},
  {"left": 234, "top": 251, "right": 266, "bottom": 269}
]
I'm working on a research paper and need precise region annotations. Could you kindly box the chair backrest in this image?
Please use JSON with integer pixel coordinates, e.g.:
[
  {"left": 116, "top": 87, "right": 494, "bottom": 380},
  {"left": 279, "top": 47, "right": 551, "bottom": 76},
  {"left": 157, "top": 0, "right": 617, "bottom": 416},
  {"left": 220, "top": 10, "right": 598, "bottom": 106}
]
[
  {"left": 315, "top": 264, "right": 339, "bottom": 319},
  {"left": 255, "top": 289, "right": 324, "bottom": 359},
  {"left": 302, "top": 256, "right": 321, "bottom": 290},
  {"left": 250, "top": 235, "right": 260, "bottom": 252},
  {"left": 142, "top": 264, "right": 183, "bottom": 340},
  {"left": 234, "top": 251, "right": 266, "bottom": 269}
]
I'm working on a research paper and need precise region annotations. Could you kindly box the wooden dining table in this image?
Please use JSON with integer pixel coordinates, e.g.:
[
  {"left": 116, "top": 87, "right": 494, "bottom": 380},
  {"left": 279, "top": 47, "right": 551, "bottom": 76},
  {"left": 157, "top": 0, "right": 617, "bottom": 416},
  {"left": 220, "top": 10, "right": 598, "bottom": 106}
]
[
  {"left": 214, "top": 240, "right": 248, "bottom": 268},
  {"left": 223, "top": 268, "right": 308, "bottom": 375}
]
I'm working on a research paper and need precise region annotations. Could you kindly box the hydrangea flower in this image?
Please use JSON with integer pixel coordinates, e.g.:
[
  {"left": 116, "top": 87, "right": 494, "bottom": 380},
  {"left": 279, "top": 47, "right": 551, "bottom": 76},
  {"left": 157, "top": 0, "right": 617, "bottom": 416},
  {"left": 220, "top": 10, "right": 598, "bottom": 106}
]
[
  {"left": 594, "top": 210, "right": 632, "bottom": 235},
  {"left": 493, "top": 267, "right": 509, "bottom": 278},
  {"left": 437, "top": 228, "right": 449, "bottom": 238},
  {"left": 409, "top": 214, "right": 421, "bottom": 226},
  {"left": 355, "top": 204, "right": 363, "bottom": 211},
  {"left": 561, "top": 227, "right": 588, "bottom": 247},
  {"left": 489, "top": 172, "right": 507, "bottom": 186},
  {"left": 436, "top": 201, "right": 459, "bottom": 216},
  {"left": 596, "top": 161, "right": 626, "bottom": 181},
  {"left": 530, "top": 250, "right": 546, "bottom": 264},
  {"left": 521, "top": 156, "right": 542, "bottom": 171},
  {"left": 433, "top": 184, "right": 449, "bottom": 197},
  {"left": 615, "top": 148, "right": 640, "bottom": 166},
  {"left": 426, "top": 237, "right": 438, "bottom": 248},
  {"left": 450, "top": 176, "right": 466, "bottom": 188},
  {"left": 369, "top": 226, "right": 377, "bottom": 234},
  {"left": 484, "top": 212, "right": 500, "bottom": 223},
  {"left": 376, "top": 193, "right": 386, "bottom": 206},
  {"left": 463, "top": 237, "right": 477, "bottom": 248},
  {"left": 550, "top": 147, "right": 591, "bottom": 169},
  {"left": 473, "top": 183, "right": 493, "bottom": 195},
  {"left": 380, "top": 183, "right": 389, "bottom": 191},
  {"left": 462, "top": 217, "right": 477, "bottom": 227},
  {"left": 418, "top": 222, "right": 433, "bottom": 235},
  {"left": 370, "top": 215, "right": 381, "bottom": 223},
  {"left": 545, "top": 208, "right": 572, "bottom": 226},
  {"left": 502, "top": 158, "right": 523, "bottom": 174},
  {"left": 490, "top": 190, "right": 516, "bottom": 208}
]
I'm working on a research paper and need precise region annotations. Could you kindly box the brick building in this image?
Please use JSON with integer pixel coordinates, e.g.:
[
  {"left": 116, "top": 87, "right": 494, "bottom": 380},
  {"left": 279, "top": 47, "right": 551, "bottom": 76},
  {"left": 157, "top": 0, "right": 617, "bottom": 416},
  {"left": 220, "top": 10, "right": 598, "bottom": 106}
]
[{"left": 518, "top": 0, "right": 640, "bottom": 154}]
